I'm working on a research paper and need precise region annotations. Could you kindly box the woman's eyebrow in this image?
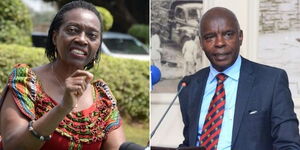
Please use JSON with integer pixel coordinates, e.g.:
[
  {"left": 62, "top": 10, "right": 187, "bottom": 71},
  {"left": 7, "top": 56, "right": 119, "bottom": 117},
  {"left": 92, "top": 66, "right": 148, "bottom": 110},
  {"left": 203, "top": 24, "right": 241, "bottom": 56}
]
[{"left": 65, "top": 22, "right": 100, "bottom": 32}]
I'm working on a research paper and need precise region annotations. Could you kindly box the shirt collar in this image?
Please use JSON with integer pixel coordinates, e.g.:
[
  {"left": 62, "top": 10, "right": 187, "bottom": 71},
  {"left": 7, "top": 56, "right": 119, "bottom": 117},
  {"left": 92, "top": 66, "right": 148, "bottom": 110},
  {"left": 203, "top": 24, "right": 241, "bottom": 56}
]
[{"left": 207, "top": 55, "right": 241, "bottom": 83}]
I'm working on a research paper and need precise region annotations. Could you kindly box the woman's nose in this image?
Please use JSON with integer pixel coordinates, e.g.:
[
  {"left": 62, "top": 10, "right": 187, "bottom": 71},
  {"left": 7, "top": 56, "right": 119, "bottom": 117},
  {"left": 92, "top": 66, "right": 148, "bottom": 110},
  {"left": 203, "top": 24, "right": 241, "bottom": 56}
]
[{"left": 75, "top": 32, "right": 88, "bottom": 45}]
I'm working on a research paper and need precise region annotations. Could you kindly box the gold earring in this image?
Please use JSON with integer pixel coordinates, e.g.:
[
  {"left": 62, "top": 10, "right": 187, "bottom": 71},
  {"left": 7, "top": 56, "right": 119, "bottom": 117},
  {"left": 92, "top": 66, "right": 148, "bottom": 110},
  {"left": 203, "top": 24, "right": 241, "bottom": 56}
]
[{"left": 54, "top": 47, "right": 58, "bottom": 59}]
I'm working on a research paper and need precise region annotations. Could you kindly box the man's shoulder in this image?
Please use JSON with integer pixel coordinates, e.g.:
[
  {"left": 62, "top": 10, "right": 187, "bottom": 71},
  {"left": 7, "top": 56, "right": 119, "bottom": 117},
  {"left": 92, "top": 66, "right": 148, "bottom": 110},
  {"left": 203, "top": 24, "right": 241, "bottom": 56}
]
[
  {"left": 185, "top": 67, "right": 210, "bottom": 80},
  {"left": 178, "top": 67, "right": 209, "bottom": 88},
  {"left": 242, "top": 57, "right": 286, "bottom": 75}
]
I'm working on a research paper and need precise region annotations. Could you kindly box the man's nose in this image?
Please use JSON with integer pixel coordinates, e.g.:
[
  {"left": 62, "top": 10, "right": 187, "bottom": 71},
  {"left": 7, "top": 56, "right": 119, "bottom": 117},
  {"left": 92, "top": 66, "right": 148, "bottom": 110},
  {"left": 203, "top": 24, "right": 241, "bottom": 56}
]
[{"left": 215, "top": 35, "right": 225, "bottom": 48}]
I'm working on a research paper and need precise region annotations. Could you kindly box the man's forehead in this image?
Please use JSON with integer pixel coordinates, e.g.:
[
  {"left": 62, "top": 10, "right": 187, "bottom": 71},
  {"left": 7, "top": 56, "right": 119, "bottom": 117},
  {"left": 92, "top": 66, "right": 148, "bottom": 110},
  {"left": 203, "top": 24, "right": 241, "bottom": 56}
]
[
  {"left": 200, "top": 9, "right": 239, "bottom": 34},
  {"left": 201, "top": 7, "right": 236, "bottom": 20},
  {"left": 203, "top": 16, "right": 237, "bottom": 28}
]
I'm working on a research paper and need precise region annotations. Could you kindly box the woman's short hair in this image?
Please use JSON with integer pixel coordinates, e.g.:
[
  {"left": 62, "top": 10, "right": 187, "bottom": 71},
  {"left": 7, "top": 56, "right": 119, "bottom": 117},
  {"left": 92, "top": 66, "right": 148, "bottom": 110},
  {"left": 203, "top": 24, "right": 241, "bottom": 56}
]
[{"left": 46, "top": 0, "right": 103, "bottom": 70}]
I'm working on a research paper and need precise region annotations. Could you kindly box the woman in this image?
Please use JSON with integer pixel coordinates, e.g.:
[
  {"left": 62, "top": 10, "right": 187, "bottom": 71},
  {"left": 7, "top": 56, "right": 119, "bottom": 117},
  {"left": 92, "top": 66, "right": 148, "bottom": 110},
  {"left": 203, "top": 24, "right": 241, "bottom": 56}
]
[{"left": 0, "top": 1, "right": 125, "bottom": 149}]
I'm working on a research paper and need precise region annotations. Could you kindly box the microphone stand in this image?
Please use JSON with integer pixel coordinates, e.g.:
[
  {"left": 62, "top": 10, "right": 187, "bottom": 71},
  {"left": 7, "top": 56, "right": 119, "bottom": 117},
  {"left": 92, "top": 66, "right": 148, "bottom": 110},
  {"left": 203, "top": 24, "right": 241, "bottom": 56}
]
[{"left": 150, "top": 82, "right": 186, "bottom": 139}]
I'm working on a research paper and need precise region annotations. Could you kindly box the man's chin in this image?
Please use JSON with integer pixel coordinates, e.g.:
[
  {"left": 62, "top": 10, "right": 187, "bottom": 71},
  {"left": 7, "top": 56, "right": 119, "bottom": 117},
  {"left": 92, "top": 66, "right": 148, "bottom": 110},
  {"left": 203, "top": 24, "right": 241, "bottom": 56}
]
[{"left": 212, "top": 61, "right": 232, "bottom": 72}]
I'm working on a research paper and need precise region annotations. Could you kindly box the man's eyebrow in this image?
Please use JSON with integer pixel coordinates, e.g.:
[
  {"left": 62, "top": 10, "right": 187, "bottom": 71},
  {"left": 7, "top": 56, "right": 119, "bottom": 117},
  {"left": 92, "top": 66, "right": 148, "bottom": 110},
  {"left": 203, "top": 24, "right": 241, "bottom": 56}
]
[
  {"left": 202, "top": 32, "right": 216, "bottom": 36},
  {"left": 223, "top": 29, "right": 236, "bottom": 33}
]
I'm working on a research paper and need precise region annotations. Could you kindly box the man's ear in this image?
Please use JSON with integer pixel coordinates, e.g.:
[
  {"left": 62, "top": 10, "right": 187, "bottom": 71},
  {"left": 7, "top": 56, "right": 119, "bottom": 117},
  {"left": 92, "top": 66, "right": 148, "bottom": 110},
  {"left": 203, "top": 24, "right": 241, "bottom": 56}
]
[
  {"left": 239, "top": 30, "right": 243, "bottom": 46},
  {"left": 52, "top": 31, "right": 58, "bottom": 46},
  {"left": 199, "top": 35, "right": 204, "bottom": 49}
]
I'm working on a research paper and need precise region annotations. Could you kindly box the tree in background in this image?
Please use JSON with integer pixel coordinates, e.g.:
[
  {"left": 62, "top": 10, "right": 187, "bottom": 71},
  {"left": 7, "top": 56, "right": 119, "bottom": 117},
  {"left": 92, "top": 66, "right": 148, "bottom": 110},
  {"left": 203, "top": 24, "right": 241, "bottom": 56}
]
[
  {"left": 128, "top": 24, "right": 149, "bottom": 45},
  {"left": 0, "top": 0, "right": 32, "bottom": 46},
  {"left": 96, "top": 7, "right": 113, "bottom": 31},
  {"left": 42, "top": 0, "right": 149, "bottom": 33}
]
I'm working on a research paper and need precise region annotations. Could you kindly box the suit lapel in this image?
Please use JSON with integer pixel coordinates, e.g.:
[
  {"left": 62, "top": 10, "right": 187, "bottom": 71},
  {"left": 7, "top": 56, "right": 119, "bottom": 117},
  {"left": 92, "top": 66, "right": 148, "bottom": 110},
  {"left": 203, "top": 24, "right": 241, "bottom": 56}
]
[
  {"left": 189, "top": 68, "right": 209, "bottom": 146},
  {"left": 231, "top": 58, "right": 255, "bottom": 146}
]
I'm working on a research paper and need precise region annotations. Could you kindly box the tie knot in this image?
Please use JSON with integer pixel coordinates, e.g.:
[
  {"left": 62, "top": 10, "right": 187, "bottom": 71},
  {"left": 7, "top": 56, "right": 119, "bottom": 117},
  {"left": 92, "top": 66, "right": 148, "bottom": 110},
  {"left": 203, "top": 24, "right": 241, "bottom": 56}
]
[{"left": 216, "top": 73, "right": 228, "bottom": 84}]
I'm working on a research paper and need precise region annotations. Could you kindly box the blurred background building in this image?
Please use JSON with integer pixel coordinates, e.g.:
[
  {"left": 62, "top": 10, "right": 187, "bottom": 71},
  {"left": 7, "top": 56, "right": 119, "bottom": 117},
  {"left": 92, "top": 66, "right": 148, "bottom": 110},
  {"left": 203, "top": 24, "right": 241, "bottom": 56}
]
[{"left": 151, "top": 0, "right": 300, "bottom": 147}]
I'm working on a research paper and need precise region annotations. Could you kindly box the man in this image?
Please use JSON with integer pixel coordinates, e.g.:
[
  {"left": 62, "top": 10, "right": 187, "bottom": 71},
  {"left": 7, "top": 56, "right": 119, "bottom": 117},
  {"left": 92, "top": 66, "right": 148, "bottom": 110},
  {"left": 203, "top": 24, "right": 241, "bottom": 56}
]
[
  {"left": 178, "top": 7, "right": 300, "bottom": 150},
  {"left": 182, "top": 35, "right": 198, "bottom": 76},
  {"left": 151, "top": 29, "right": 163, "bottom": 69}
]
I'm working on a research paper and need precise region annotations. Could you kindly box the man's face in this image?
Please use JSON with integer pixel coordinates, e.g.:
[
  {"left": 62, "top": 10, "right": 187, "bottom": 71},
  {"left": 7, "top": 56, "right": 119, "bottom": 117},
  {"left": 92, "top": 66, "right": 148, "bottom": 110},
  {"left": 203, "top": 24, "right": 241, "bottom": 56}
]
[{"left": 200, "top": 14, "right": 243, "bottom": 72}]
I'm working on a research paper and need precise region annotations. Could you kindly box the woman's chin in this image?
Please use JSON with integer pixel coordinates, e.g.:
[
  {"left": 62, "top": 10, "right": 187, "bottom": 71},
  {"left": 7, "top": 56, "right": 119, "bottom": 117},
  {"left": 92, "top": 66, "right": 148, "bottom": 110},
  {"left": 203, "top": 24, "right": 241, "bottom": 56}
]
[{"left": 66, "top": 61, "right": 87, "bottom": 70}]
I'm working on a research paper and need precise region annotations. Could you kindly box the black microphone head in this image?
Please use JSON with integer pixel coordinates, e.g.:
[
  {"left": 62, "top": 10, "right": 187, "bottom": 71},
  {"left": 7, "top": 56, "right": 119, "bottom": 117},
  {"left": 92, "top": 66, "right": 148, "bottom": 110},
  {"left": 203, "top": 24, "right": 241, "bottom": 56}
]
[{"left": 119, "top": 142, "right": 145, "bottom": 150}]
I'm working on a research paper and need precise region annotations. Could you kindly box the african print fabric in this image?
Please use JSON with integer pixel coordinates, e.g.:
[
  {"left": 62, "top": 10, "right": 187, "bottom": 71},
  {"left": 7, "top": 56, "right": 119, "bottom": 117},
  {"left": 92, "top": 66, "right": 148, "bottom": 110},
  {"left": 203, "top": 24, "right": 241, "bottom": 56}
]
[{"left": 5, "top": 64, "right": 121, "bottom": 150}]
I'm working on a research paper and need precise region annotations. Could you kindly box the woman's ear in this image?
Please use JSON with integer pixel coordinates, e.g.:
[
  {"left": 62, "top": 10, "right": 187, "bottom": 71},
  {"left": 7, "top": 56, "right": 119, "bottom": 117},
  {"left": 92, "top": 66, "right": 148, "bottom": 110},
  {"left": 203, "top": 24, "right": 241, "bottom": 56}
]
[{"left": 52, "top": 31, "right": 58, "bottom": 46}]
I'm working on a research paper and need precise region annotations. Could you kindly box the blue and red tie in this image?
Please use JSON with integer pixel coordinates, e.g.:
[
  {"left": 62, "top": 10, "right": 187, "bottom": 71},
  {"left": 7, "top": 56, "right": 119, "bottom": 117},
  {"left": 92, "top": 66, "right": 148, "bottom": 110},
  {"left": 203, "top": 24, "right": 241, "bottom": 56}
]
[{"left": 200, "top": 73, "right": 228, "bottom": 150}]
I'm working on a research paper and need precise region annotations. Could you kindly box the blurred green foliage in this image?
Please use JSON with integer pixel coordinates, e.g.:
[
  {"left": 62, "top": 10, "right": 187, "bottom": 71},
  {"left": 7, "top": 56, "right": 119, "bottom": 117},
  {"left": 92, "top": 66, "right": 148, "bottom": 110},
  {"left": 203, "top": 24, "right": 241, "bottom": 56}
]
[
  {"left": 0, "top": 44, "right": 149, "bottom": 122},
  {"left": 96, "top": 6, "right": 114, "bottom": 31},
  {"left": 0, "top": 0, "right": 32, "bottom": 46},
  {"left": 128, "top": 24, "right": 149, "bottom": 45},
  {"left": 124, "top": 120, "right": 149, "bottom": 145},
  {"left": 91, "top": 55, "right": 149, "bottom": 122}
]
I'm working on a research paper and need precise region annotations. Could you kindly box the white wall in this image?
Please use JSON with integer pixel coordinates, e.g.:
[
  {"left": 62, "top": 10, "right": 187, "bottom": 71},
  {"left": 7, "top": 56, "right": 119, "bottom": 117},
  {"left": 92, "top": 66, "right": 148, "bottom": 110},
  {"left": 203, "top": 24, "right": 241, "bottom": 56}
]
[
  {"left": 151, "top": 0, "right": 260, "bottom": 147},
  {"left": 151, "top": 0, "right": 300, "bottom": 147}
]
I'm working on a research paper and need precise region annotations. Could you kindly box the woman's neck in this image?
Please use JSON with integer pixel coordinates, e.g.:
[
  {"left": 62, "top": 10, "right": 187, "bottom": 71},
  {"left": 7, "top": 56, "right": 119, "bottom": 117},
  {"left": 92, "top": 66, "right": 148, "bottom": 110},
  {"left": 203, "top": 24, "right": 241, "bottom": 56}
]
[{"left": 51, "top": 60, "right": 83, "bottom": 81}]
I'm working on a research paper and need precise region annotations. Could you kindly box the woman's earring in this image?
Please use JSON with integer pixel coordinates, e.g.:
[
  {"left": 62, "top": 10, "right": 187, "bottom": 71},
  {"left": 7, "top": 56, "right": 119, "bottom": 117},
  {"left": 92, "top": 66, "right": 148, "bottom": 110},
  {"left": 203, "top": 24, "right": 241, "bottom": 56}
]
[{"left": 54, "top": 47, "right": 58, "bottom": 59}]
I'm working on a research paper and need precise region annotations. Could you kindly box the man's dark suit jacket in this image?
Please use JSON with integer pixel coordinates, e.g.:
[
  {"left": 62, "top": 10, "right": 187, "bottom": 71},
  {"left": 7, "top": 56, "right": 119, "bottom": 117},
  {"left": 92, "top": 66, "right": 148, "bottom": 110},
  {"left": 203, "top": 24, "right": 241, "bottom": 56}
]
[{"left": 178, "top": 57, "right": 300, "bottom": 150}]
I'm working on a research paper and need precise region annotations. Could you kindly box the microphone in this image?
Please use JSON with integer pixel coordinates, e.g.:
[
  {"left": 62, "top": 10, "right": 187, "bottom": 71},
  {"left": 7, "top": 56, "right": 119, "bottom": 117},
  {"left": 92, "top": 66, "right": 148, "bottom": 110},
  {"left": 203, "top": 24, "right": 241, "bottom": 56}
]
[
  {"left": 151, "top": 65, "right": 161, "bottom": 87},
  {"left": 119, "top": 142, "right": 145, "bottom": 150},
  {"left": 150, "top": 79, "right": 189, "bottom": 139}
]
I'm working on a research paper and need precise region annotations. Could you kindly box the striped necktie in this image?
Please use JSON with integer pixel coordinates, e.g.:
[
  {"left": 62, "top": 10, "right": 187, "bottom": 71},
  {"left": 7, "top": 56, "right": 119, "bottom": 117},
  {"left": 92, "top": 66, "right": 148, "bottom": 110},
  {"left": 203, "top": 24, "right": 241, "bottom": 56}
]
[{"left": 200, "top": 73, "right": 228, "bottom": 150}]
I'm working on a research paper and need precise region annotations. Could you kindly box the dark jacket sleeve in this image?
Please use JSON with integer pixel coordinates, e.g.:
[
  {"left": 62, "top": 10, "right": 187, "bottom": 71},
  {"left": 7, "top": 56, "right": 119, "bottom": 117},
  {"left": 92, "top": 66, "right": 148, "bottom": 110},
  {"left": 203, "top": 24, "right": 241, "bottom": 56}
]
[
  {"left": 178, "top": 76, "right": 191, "bottom": 147},
  {"left": 271, "top": 69, "right": 300, "bottom": 149}
]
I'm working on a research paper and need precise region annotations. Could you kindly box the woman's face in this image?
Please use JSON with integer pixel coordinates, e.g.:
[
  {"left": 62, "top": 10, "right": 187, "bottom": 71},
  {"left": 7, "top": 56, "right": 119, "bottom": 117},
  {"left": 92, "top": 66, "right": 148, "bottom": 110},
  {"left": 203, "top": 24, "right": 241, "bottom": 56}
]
[{"left": 52, "top": 8, "right": 101, "bottom": 69}]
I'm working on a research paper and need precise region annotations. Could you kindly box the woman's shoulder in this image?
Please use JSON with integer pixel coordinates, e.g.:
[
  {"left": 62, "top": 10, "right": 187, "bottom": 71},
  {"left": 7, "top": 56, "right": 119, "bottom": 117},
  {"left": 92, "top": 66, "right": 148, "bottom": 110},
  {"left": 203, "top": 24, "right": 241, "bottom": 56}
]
[
  {"left": 9, "top": 63, "right": 34, "bottom": 78},
  {"left": 92, "top": 79, "right": 111, "bottom": 90},
  {"left": 9, "top": 63, "right": 50, "bottom": 82},
  {"left": 11, "top": 63, "right": 30, "bottom": 72},
  {"left": 92, "top": 79, "right": 112, "bottom": 94},
  {"left": 92, "top": 79, "right": 117, "bottom": 107},
  {"left": 8, "top": 64, "right": 37, "bottom": 86},
  {"left": 13, "top": 63, "right": 30, "bottom": 68},
  {"left": 7, "top": 64, "right": 39, "bottom": 120},
  {"left": 7, "top": 63, "right": 43, "bottom": 98}
]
